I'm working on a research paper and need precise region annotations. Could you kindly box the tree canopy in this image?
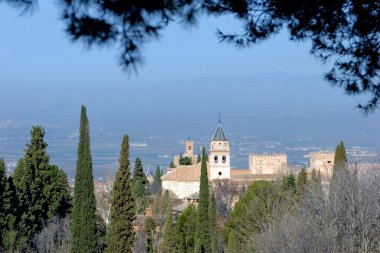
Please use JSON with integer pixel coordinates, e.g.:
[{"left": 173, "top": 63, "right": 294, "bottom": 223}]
[{"left": 3, "top": 0, "right": 379, "bottom": 112}]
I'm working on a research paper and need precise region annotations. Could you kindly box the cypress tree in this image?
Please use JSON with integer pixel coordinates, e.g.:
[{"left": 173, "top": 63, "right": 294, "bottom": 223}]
[
  {"left": 151, "top": 165, "right": 162, "bottom": 194},
  {"left": 333, "top": 141, "right": 348, "bottom": 172},
  {"left": 132, "top": 157, "right": 148, "bottom": 214},
  {"left": 197, "top": 154, "right": 201, "bottom": 163},
  {"left": 162, "top": 206, "right": 176, "bottom": 252},
  {"left": 2, "top": 176, "right": 18, "bottom": 252},
  {"left": 162, "top": 189, "right": 170, "bottom": 214},
  {"left": 13, "top": 126, "right": 54, "bottom": 247},
  {"left": 0, "top": 158, "right": 6, "bottom": 248},
  {"left": 296, "top": 168, "right": 308, "bottom": 193},
  {"left": 175, "top": 204, "right": 197, "bottom": 253},
  {"left": 169, "top": 161, "right": 176, "bottom": 168},
  {"left": 194, "top": 147, "right": 211, "bottom": 253},
  {"left": 132, "top": 157, "right": 148, "bottom": 196},
  {"left": 106, "top": 134, "right": 136, "bottom": 253},
  {"left": 46, "top": 165, "right": 71, "bottom": 219},
  {"left": 146, "top": 217, "right": 155, "bottom": 253},
  {"left": 71, "top": 105, "right": 98, "bottom": 253},
  {"left": 209, "top": 192, "right": 218, "bottom": 253}
]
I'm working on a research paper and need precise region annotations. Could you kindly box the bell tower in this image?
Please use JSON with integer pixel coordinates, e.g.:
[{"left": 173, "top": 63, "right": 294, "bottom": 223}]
[
  {"left": 185, "top": 138, "right": 194, "bottom": 157},
  {"left": 209, "top": 116, "right": 231, "bottom": 180}
]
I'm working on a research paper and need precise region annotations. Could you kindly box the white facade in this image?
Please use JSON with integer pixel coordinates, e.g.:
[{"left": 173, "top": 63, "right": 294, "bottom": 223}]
[
  {"left": 209, "top": 124, "right": 231, "bottom": 180},
  {"left": 162, "top": 180, "right": 200, "bottom": 199}
]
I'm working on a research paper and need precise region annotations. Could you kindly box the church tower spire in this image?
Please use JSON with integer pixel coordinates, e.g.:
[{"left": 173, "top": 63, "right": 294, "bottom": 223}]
[{"left": 209, "top": 116, "right": 231, "bottom": 180}]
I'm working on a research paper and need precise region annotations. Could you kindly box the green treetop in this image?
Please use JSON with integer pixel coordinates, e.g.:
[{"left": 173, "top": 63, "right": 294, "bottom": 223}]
[
  {"left": 282, "top": 173, "right": 296, "bottom": 193},
  {"left": 132, "top": 157, "right": 148, "bottom": 214},
  {"left": 71, "top": 106, "right": 98, "bottom": 253},
  {"left": 106, "top": 134, "right": 136, "bottom": 253},
  {"left": 296, "top": 168, "right": 308, "bottom": 193},
  {"left": 194, "top": 147, "right": 211, "bottom": 253},
  {"left": 151, "top": 165, "right": 163, "bottom": 194},
  {"left": 174, "top": 204, "right": 197, "bottom": 253},
  {"left": 333, "top": 141, "right": 348, "bottom": 171},
  {"left": 13, "top": 126, "right": 70, "bottom": 248}
]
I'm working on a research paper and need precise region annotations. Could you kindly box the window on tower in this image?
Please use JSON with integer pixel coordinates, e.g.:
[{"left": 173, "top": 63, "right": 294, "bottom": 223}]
[
  {"left": 188, "top": 146, "right": 191, "bottom": 150},
  {"left": 214, "top": 155, "right": 218, "bottom": 163},
  {"left": 222, "top": 155, "right": 226, "bottom": 163},
  {"left": 219, "top": 172, "right": 222, "bottom": 176}
]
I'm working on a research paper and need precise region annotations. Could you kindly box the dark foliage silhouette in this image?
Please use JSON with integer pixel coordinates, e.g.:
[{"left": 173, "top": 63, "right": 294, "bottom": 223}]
[{"left": 2, "top": 0, "right": 379, "bottom": 112}]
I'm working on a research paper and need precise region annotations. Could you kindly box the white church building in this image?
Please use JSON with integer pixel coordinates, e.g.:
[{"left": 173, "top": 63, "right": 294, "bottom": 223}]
[{"left": 161, "top": 121, "right": 288, "bottom": 199}]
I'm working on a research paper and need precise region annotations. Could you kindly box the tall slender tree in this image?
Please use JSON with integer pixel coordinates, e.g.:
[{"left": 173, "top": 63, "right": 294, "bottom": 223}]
[
  {"left": 145, "top": 217, "right": 155, "bottom": 253},
  {"left": 162, "top": 205, "right": 176, "bottom": 252},
  {"left": 194, "top": 147, "right": 211, "bottom": 253},
  {"left": 333, "top": 141, "right": 348, "bottom": 172},
  {"left": 1, "top": 176, "right": 18, "bottom": 252},
  {"left": 209, "top": 192, "right": 218, "bottom": 253},
  {"left": 132, "top": 157, "right": 148, "bottom": 214},
  {"left": 151, "top": 165, "right": 163, "bottom": 194},
  {"left": 106, "top": 134, "right": 135, "bottom": 253},
  {"left": 0, "top": 158, "right": 6, "bottom": 248},
  {"left": 71, "top": 105, "right": 98, "bottom": 253}
]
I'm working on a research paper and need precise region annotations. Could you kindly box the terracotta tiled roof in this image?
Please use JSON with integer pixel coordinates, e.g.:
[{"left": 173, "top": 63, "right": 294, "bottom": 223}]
[{"left": 162, "top": 163, "right": 209, "bottom": 182}]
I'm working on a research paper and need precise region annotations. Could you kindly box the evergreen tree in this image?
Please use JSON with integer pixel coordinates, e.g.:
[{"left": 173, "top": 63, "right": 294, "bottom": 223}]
[
  {"left": 197, "top": 154, "right": 201, "bottom": 163},
  {"left": 296, "top": 168, "right": 308, "bottom": 193},
  {"left": 71, "top": 105, "right": 98, "bottom": 253},
  {"left": 162, "top": 206, "right": 176, "bottom": 252},
  {"left": 209, "top": 192, "right": 218, "bottom": 253},
  {"left": 162, "top": 190, "right": 170, "bottom": 217},
  {"left": 175, "top": 204, "right": 197, "bottom": 253},
  {"left": 179, "top": 153, "right": 183, "bottom": 165},
  {"left": 333, "top": 141, "right": 348, "bottom": 172},
  {"left": 106, "top": 134, "right": 136, "bottom": 253},
  {"left": 132, "top": 157, "right": 148, "bottom": 214},
  {"left": 1, "top": 175, "right": 18, "bottom": 252},
  {"left": 132, "top": 157, "right": 148, "bottom": 197},
  {"left": 151, "top": 165, "right": 162, "bottom": 194},
  {"left": 194, "top": 147, "right": 211, "bottom": 253},
  {"left": 13, "top": 126, "right": 59, "bottom": 248},
  {"left": 46, "top": 165, "right": 71, "bottom": 219},
  {"left": 169, "top": 161, "right": 175, "bottom": 168},
  {"left": 282, "top": 173, "right": 296, "bottom": 193},
  {"left": 146, "top": 217, "right": 155, "bottom": 253},
  {"left": 0, "top": 158, "right": 6, "bottom": 248}
]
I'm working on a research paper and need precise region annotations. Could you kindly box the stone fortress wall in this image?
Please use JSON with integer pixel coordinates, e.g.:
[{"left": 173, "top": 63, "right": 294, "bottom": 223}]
[
  {"left": 249, "top": 154, "right": 287, "bottom": 174},
  {"left": 309, "top": 152, "right": 335, "bottom": 178}
]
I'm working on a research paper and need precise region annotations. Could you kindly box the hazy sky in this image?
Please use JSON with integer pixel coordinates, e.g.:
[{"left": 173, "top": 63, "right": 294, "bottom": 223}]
[{"left": 0, "top": 1, "right": 379, "bottom": 147}]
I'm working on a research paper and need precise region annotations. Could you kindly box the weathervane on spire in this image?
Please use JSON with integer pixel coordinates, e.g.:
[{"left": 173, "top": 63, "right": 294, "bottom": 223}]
[{"left": 218, "top": 112, "right": 221, "bottom": 124}]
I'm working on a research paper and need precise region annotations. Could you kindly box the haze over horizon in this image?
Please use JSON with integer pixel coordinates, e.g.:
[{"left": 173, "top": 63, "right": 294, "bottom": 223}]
[{"left": 1, "top": 1, "right": 379, "bottom": 178}]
